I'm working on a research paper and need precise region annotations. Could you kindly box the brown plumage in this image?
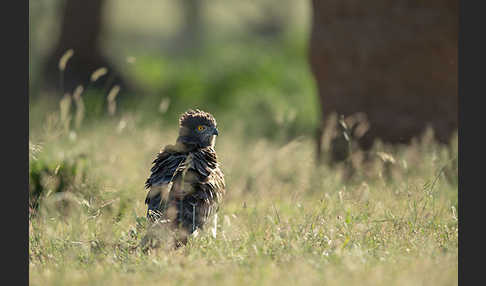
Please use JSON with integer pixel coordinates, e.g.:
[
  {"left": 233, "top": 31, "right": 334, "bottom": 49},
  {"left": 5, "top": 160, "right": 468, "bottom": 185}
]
[{"left": 144, "top": 109, "right": 225, "bottom": 245}]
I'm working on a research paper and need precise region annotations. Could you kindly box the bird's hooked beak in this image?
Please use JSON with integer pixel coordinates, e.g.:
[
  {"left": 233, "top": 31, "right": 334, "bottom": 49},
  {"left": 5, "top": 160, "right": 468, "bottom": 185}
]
[{"left": 213, "top": 127, "right": 219, "bottom": 136}]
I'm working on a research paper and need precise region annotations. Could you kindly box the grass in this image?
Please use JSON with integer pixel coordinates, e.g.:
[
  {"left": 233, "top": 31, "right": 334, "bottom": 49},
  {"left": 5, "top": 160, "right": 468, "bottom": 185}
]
[{"left": 29, "top": 102, "right": 458, "bottom": 285}]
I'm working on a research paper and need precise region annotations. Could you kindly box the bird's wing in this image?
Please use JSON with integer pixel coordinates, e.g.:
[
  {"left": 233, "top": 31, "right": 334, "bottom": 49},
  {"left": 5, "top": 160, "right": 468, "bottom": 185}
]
[
  {"left": 144, "top": 147, "right": 186, "bottom": 219},
  {"left": 192, "top": 147, "right": 226, "bottom": 204},
  {"left": 165, "top": 147, "right": 225, "bottom": 231},
  {"left": 168, "top": 153, "right": 197, "bottom": 200},
  {"left": 184, "top": 148, "right": 226, "bottom": 226},
  {"left": 168, "top": 147, "right": 225, "bottom": 202}
]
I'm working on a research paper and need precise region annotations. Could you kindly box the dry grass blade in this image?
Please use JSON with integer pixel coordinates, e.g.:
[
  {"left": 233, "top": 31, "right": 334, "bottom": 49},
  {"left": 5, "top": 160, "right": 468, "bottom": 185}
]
[
  {"left": 90, "top": 67, "right": 108, "bottom": 82},
  {"left": 100, "top": 198, "right": 119, "bottom": 209},
  {"left": 59, "top": 93, "right": 72, "bottom": 133},
  {"left": 29, "top": 141, "right": 42, "bottom": 161},
  {"left": 126, "top": 56, "right": 136, "bottom": 64},
  {"left": 72, "top": 85, "right": 84, "bottom": 100},
  {"left": 107, "top": 85, "right": 120, "bottom": 102},
  {"left": 72, "top": 85, "right": 85, "bottom": 129},
  {"left": 159, "top": 97, "right": 171, "bottom": 114},
  {"left": 377, "top": 152, "right": 396, "bottom": 164},
  {"left": 58, "top": 49, "right": 74, "bottom": 71},
  {"left": 107, "top": 85, "right": 120, "bottom": 116}
]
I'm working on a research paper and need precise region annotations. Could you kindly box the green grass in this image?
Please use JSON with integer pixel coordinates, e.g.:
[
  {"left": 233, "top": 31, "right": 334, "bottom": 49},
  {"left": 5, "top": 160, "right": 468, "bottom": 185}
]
[{"left": 29, "top": 103, "right": 458, "bottom": 285}]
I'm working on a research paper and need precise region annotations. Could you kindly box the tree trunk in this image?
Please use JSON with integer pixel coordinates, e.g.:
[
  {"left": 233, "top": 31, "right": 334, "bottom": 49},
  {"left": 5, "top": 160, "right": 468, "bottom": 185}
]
[
  {"left": 309, "top": 0, "right": 458, "bottom": 162},
  {"left": 176, "top": 0, "right": 204, "bottom": 53}
]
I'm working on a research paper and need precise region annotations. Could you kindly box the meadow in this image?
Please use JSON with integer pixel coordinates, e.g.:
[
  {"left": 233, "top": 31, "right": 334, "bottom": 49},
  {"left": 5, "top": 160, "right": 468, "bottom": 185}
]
[
  {"left": 29, "top": 26, "right": 457, "bottom": 285},
  {"left": 29, "top": 103, "right": 458, "bottom": 285}
]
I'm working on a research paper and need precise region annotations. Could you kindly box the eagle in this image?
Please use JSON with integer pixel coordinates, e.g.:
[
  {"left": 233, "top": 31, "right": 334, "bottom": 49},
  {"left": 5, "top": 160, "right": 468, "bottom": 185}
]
[{"left": 144, "top": 109, "right": 225, "bottom": 246}]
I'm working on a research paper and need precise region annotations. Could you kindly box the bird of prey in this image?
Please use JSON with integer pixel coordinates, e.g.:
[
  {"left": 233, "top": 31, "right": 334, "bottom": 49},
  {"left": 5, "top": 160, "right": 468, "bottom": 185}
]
[{"left": 144, "top": 109, "right": 225, "bottom": 246}]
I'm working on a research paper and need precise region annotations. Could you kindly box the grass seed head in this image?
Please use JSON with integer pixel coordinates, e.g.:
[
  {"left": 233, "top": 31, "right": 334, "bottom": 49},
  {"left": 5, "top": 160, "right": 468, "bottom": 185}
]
[
  {"left": 58, "top": 49, "right": 74, "bottom": 71},
  {"left": 107, "top": 85, "right": 121, "bottom": 116},
  {"left": 90, "top": 67, "right": 108, "bottom": 82}
]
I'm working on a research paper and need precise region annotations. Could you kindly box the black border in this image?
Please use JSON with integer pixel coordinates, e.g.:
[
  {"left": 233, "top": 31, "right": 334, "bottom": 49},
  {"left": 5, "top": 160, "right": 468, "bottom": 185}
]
[
  {"left": 459, "top": 0, "right": 483, "bottom": 285},
  {"left": 3, "top": 0, "right": 29, "bottom": 284}
]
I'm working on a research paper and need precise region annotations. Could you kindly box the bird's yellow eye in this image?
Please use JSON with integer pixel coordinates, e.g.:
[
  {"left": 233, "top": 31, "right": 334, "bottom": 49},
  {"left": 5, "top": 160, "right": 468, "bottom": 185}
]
[{"left": 197, "top": 125, "right": 205, "bottom": 131}]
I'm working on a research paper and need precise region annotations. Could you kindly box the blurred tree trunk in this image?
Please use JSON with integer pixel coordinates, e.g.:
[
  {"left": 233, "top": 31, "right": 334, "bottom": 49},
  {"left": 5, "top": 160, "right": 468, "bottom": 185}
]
[
  {"left": 251, "top": 0, "right": 290, "bottom": 39},
  {"left": 43, "top": 0, "right": 129, "bottom": 94},
  {"left": 309, "top": 0, "right": 458, "bottom": 163},
  {"left": 176, "top": 0, "right": 204, "bottom": 52}
]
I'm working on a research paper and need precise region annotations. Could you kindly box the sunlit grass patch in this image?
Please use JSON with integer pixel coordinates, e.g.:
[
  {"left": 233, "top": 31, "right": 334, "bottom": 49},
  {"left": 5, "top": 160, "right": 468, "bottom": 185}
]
[{"left": 29, "top": 106, "right": 457, "bottom": 285}]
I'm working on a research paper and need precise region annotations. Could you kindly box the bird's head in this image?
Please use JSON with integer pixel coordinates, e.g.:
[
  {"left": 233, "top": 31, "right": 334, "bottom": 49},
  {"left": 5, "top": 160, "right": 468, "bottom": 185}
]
[{"left": 177, "top": 109, "right": 219, "bottom": 149}]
